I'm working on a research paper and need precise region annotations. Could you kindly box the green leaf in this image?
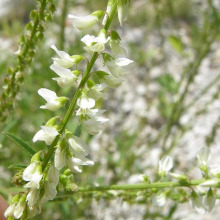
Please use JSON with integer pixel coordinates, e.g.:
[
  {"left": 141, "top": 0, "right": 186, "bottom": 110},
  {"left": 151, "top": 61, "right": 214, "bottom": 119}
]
[
  {"left": 8, "top": 164, "right": 27, "bottom": 170},
  {"left": 168, "top": 35, "right": 183, "bottom": 54},
  {"left": 2, "top": 132, "right": 36, "bottom": 156}
]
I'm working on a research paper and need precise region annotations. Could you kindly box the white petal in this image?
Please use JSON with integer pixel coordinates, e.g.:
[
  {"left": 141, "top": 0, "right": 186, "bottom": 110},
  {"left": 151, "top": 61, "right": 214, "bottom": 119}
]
[
  {"left": 22, "top": 162, "right": 37, "bottom": 181},
  {"left": 14, "top": 202, "right": 25, "bottom": 219},
  {"left": 77, "top": 96, "right": 95, "bottom": 109},
  {"left": 26, "top": 189, "right": 40, "bottom": 207},
  {"left": 55, "top": 147, "right": 66, "bottom": 170},
  {"left": 38, "top": 88, "right": 58, "bottom": 102},
  {"left": 50, "top": 64, "right": 74, "bottom": 79},
  {"left": 116, "top": 58, "right": 133, "bottom": 67},
  {"left": 68, "top": 136, "right": 89, "bottom": 156},
  {"left": 47, "top": 165, "right": 59, "bottom": 186},
  {"left": 4, "top": 204, "right": 16, "bottom": 218},
  {"left": 68, "top": 14, "right": 98, "bottom": 30},
  {"left": 81, "top": 35, "right": 96, "bottom": 46},
  {"left": 50, "top": 44, "right": 72, "bottom": 61}
]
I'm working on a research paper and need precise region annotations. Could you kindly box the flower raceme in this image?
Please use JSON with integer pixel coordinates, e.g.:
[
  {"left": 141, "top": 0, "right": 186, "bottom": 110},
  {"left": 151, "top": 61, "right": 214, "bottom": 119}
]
[{"left": 5, "top": 1, "right": 135, "bottom": 219}]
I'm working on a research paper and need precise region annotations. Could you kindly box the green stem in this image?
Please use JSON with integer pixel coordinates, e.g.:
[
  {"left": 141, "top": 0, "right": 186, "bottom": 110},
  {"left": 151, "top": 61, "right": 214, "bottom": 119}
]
[
  {"left": 59, "top": 0, "right": 68, "bottom": 50},
  {"left": 57, "top": 179, "right": 209, "bottom": 197},
  {"left": 42, "top": 0, "right": 119, "bottom": 170}
]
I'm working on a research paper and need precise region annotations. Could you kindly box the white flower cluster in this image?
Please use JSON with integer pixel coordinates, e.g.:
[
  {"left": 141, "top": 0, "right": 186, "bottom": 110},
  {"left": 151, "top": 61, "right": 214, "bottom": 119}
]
[{"left": 5, "top": 1, "right": 133, "bottom": 219}]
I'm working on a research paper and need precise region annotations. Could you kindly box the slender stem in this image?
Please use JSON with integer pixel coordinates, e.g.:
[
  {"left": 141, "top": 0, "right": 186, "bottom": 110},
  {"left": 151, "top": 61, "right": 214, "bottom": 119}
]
[
  {"left": 59, "top": 0, "right": 68, "bottom": 50},
  {"left": 42, "top": 0, "right": 119, "bottom": 170},
  {"left": 57, "top": 178, "right": 210, "bottom": 198}
]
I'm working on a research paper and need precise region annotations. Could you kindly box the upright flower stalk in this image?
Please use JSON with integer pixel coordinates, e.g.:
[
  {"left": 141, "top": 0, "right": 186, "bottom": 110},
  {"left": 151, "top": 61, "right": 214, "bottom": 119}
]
[{"left": 5, "top": 0, "right": 134, "bottom": 219}]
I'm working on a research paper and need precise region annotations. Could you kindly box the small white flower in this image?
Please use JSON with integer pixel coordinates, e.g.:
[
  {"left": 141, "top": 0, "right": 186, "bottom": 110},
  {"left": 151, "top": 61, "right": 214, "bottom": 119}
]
[
  {"left": 33, "top": 126, "right": 58, "bottom": 145},
  {"left": 209, "top": 165, "right": 220, "bottom": 178},
  {"left": 88, "top": 83, "right": 106, "bottom": 100},
  {"left": 23, "top": 162, "right": 43, "bottom": 189},
  {"left": 68, "top": 11, "right": 104, "bottom": 30},
  {"left": 26, "top": 189, "right": 40, "bottom": 207},
  {"left": 81, "top": 30, "right": 109, "bottom": 53},
  {"left": 47, "top": 165, "right": 59, "bottom": 186},
  {"left": 191, "top": 191, "right": 206, "bottom": 214},
  {"left": 117, "top": 0, "right": 129, "bottom": 26},
  {"left": 14, "top": 195, "right": 26, "bottom": 219},
  {"left": 4, "top": 204, "right": 16, "bottom": 218},
  {"left": 82, "top": 109, "right": 109, "bottom": 135},
  {"left": 106, "top": 57, "right": 133, "bottom": 77},
  {"left": 68, "top": 136, "right": 89, "bottom": 157},
  {"left": 44, "top": 182, "right": 57, "bottom": 201},
  {"left": 54, "top": 146, "right": 66, "bottom": 170},
  {"left": 50, "top": 64, "right": 77, "bottom": 87},
  {"left": 38, "top": 88, "right": 67, "bottom": 111},
  {"left": 103, "top": 74, "right": 124, "bottom": 88},
  {"left": 203, "top": 188, "right": 216, "bottom": 212},
  {"left": 77, "top": 95, "right": 95, "bottom": 109},
  {"left": 158, "top": 156, "right": 173, "bottom": 176},
  {"left": 67, "top": 156, "right": 94, "bottom": 173},
  {"left": 197, "top": 147, "right": 210, "bottom": 167},
  {"left": 51, "top": 44, "right": 76, "bottom": 68},
  {"left": 153, "top": 192, "right": 167, "bottom": 207}
]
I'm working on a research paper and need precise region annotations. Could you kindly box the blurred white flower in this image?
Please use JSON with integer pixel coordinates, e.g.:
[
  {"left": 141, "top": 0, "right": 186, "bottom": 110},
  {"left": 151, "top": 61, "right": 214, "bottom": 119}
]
[
  {"left": 38, "top": 88, "right": 67, "bottom": 111},
  {"left": 197, "top": 147, "right": 210, "bottom": 167},
  {"left": 33, "top": 126, "right": 58, "bottom": 145},
  {"left": 106, "top": 57, "right": 133, "bottom": 77},
  {"left": 158, "top": 156, "right": 173, "bottom": 176},
  {"left": 82, "top": 109, "right": 109, "bottom": 135},
  {"left": 117, "top": 0, "right": 129, "bottom": 26},
  {"left": 153, "top": 192, "right": 167, "bottom": 207},
  {"left": 54, "top": 146, "right": 66, "bottom": 170},
  {"left": 50, "top": 64, "right": 77, "bottom": 87},
  {"left": 22, "top": 162, "right": 43, "bottom": 189},
  {"left": 51, "top": 44, "right": 82, "bottom": 68},
  {"left": 26, "top": 189, "right": 40, "bottom": 207},
  {"left": 68, "top": 10, "right": 104, "bottom": 30},
  {"left": 81, "top": 30, "right": 109, "bottom": 53},
  {"left": 191, "top": 191, "right": 206, "bottom": 214},
  {"left": 203, "top": 188, "right": 216, "bottom": 212},
  {"left": 4, "top": 204, "right": 16, "bottom": 218},
  {"left": 88, "top": 83, "right": 106, "bottom": 100},
  {"left": 14, "top": 195, "right": 26, "bottom": 219}
]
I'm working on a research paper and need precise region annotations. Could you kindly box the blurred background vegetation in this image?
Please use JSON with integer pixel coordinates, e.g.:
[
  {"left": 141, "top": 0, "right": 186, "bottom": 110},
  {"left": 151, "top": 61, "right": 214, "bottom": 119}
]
[{"left": 0, "top": 0, "right": 220, "bottom": 219}]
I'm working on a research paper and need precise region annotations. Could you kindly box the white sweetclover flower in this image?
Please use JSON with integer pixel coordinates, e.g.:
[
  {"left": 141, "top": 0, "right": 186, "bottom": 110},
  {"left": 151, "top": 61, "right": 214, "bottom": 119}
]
[
  {"left": 82, "top": 109, "right": 109, "bottom": 135},
  {"left": 117, "top": 0, "right": 129, "bottom": 26},
  {"left": 88, "top": 83, "right": 106, "bottom": 100},
  {"left": 68, "top": 135, "right": 89, "bottom": 157},
  {"left": 38, "top": 88, "right": 67, "bottom": 111},
  {"left": 203, "top": 189, "right": 216, "bottom": 212},
  {"left": 191, "top": 191, "right": 206, "bottom": 214},
  {"left": 68, "top": 10, "right": 104, "bottom": 30},
  {"left": 153, "top": 192, "right": 167, "bottom": 207},
  {"left": 33, "top": 126, "right": 58, "bottom": 145},
  {"left": 103, "top": 74, "right": 124, "bottom": 88},
  {"left": 26, "top": 189, "right": 40, "bottom": 207},
  {"left": 106, "top": 57, "right": 133, "bottom": 77},
  {"left": 209, "top": 165, "right": 220, "bottom": 178},
  {"left": 158, "top": 156, "right": 173, "bottom": 176},
  {"left": 55, "top": 146, "right": 66, "bottom": 170},
  {"left": 51, "top": 44, "right": 83, "bottom": 68},
  {"left": 4, "top": 203, "right": 16, "bottom": 218},
  {"left": 81, "top": 29, "right": 110, "bottom": 53},
  {"left": 50, "top": 64, "right": 77, "bottom": 87},
  {"left": 77, "top": 95, "right": 95, "bottom": 109},
  {"left": 14, "top": 194, "right": 26, "bottom": 219},
  {"left": 197, "top": 147, "right": 210, "bottom": 167},
  {"left": 22, "top": 162, "right": 43, "bottom": 189}
]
